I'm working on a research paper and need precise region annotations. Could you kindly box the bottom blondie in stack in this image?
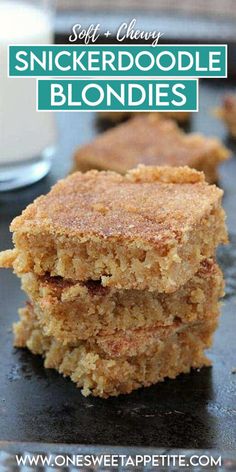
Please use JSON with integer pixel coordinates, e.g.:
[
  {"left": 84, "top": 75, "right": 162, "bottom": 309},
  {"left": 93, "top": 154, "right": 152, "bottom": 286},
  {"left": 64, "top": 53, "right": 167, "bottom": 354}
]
[{"left": 0, "top": 166, "right": 227, "bottom": 398}]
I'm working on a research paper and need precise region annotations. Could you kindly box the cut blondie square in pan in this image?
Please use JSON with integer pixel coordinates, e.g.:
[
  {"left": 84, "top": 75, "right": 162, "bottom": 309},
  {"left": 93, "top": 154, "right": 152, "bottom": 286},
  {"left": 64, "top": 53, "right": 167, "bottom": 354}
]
[
  {"left": 74, "top": 115, "right": 229, "bottom": 183},
  {"left": 0, "top": 166, "right": 227, "bottom": 293},
  {"left": 19, "top": 259, "right": 224, "bottom": 344},
  {"left": 13, "top": 303, "right": 219, "bottom": 398}
]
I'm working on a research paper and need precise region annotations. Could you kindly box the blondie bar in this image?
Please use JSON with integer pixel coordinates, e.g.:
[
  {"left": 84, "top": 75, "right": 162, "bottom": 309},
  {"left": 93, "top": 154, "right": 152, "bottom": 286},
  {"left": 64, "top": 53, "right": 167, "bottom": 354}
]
[
  {"left": 14, "top": 303, "right": 217, "bottom": 398},
  {"left": 20, "top": 259, "right": 223, "bottom": 344},
  {"left": 0, "top": 166, "right": 227, "bottom": 293},
  {"left": 218, "top": 95, "right": 236, "bottom": 138},
  {"left": 75, "top": 115, "right": 229, "bottom": 183}
]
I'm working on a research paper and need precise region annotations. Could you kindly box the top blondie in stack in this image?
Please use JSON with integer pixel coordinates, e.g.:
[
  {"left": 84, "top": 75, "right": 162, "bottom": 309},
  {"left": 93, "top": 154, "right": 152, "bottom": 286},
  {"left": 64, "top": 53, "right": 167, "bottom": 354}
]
[{"left": 0, "top": 166, "right": 227, "bottom": 397}]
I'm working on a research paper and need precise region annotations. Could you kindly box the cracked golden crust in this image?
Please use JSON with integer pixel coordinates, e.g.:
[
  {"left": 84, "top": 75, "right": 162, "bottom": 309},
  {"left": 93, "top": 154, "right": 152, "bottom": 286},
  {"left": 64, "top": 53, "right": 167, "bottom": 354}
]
[
  {"left": 13, "top": 303, "right": 216, "bottom": 397},
  {"left": 9, "top": 166, "right": 223, "bottom": 244},
  {"left": 0, "top": 166, "right": 227, "bottom": 292},
  {"left": 74, "top": 115, "right": 229, "bottom": 181}
]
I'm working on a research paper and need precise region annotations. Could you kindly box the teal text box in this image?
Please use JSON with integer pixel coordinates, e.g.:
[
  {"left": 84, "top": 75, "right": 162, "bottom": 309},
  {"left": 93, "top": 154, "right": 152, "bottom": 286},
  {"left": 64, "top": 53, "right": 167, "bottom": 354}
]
[
  {"left": 37, "top": 79, "right": 198, "bottom": 111},
  {"left": 9, "top": 45, "right": 227, "bottom": 77}
]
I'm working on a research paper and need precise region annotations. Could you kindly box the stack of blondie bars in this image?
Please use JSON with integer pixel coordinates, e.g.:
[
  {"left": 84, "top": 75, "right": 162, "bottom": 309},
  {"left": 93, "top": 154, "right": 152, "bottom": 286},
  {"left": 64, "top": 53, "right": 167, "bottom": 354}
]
[{"left": 0, "top": 166, "right": 227, "bottom": 398}]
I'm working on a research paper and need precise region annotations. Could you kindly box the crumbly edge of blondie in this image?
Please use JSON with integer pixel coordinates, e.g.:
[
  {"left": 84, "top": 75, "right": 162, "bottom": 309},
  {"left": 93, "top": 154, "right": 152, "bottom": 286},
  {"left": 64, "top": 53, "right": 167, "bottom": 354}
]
[
  {"left": 2, "top": 203, "right": 227, "bottom": 292},
  {"left": 0, "top": 166, "right": 227, "bottom": 291},
  {"left": 183, "top": 135, "right": 229, "bottom": 183},
  {"left": 13, "top": 304, "right": 215, "bottom": 398},
  {"left": 19, "top": 259, "right": 224, "bottom": 344}
]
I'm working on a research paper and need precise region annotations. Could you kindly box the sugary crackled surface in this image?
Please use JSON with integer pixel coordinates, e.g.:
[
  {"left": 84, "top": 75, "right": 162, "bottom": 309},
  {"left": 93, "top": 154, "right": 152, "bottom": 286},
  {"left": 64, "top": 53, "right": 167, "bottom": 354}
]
[
  {"left": 75, "top": 114, "right": 229, "bottom": 171},
  {"left": 10, "top": 166, "right": 224, "bottom": 248}
]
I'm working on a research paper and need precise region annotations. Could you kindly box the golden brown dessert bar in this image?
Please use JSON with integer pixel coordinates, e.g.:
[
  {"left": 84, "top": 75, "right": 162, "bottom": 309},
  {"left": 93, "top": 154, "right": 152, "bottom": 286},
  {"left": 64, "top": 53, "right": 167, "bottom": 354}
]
[
  {"left": 74, "top": 115, "right": 229, "bottom": 183},
  {"left": 218, "top": 95, "right": 236, "bottom": 138},
  {"left": 98, "top": 111, "right": 190, "bottom": 124},
  {"left": 14, "top": 303, "right": 217, "bottom": 398},
  {"left": 19, "top": 259, "right": 223, "bottom": 344},
  {"left": 0, "top": 166, "right": 227, "bottom": 293}
]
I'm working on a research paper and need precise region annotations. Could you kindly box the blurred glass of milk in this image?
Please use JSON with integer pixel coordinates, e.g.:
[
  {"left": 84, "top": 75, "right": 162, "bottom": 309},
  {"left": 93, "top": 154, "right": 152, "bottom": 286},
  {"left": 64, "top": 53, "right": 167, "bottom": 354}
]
[{"left": 0, "top": 0, "right": 57, "bottom": 191}]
